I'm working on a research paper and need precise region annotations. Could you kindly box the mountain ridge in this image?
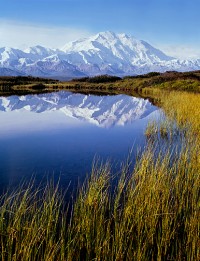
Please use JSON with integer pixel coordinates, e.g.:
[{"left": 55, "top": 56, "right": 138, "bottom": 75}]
[{"left": 0, "top": 31, "right": 200, "bottom": 79}]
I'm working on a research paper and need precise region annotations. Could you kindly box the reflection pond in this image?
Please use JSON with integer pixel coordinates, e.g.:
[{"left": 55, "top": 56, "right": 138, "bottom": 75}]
[{"left": 0, "top": 91, "right": 160, "bottom": 193}]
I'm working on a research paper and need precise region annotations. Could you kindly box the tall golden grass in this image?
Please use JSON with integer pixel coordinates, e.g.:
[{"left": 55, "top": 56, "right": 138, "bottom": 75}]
[{"left": 0, "top": 90, "right": 199, "bottom": 260}]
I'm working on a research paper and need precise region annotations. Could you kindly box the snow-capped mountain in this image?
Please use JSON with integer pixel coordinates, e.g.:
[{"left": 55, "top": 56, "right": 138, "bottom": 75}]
[
  {"left": 61, "top": 31, "right": 174, "bottom": 75},
  {"left": 0, "top": 91, "right": 158, "bottom": 128},
  {"left": 0, "top": 46, "right": 86, "bottom": 78},
  {"left": 20, "top": 55, "right": 86, "bottom": 78},
  {"left": 0, "top": 31, "right": 200, "bottom": 78}
]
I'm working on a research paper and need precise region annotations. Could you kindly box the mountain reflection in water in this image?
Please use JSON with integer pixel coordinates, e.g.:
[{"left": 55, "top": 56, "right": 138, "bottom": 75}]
[{"left": 0, "top": 91, "right": 160, "bottom": 192}]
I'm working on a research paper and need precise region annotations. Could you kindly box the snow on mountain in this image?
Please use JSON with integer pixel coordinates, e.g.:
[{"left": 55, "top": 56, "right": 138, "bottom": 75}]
[
  {"left": 62, "top": 31, "right": 172, "bottom": 64},
  {"left": 21, "top": 55, "right": 86, "bottom": 78},
  {"left": 61, "top": 31, "right": 200, "bottom": 75},
  {"left": 0, "top": 91, "right": 158, "bottom": 128},
  {"left": 0, "top": 31, "right": 200, "bottom": 78},
  {"left": 0, "top": 47, "right": 29, "bottom": 68},
  {"left": 0, "top": 46, "right": 85, "bottom": 78},
  {"left": 24, "top": 45, "right": 56, "bottom": 58}
]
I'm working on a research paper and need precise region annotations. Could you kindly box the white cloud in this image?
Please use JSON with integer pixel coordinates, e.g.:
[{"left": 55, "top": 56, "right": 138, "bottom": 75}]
[
  {"left": 157, "top": 44, "right": 200, "bottom": 60},
  {"left": 0, "top": 20, "right": 92, "bottom": 49}
]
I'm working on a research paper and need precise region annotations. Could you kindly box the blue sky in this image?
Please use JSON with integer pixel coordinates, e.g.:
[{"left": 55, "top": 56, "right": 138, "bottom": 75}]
[{"left": 0, "top": 0, "right": 200, "bottom": 58}]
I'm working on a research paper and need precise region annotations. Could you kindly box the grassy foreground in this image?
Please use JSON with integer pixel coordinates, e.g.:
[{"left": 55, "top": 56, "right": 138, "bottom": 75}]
[{"left": 0, "top": 89, "right": 199, "bottom": 260}]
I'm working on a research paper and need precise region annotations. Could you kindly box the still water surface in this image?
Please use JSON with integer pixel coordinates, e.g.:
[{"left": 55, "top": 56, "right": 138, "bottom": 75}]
[{"left": 0, "top": 91, "right": 160, "bottom": 192}]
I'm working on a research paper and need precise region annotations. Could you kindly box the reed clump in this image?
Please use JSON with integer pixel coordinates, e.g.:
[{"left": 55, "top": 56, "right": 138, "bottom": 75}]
[
  {"left": 0, "top": 181, "right": 67, "bottom": 261},
  {"left": 161, "top": 91, "right": 200, "bottom": 138}
]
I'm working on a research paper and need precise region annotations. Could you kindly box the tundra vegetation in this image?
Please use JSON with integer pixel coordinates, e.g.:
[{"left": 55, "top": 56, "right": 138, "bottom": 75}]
[
  {"left": 0, "top": 71, "right": 199, "bottom": 260},
  {"left": 0, "top": 70, "right": 200, "bottom": 95}
]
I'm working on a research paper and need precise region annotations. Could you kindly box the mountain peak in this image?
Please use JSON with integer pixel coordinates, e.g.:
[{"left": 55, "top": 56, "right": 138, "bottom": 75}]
[
  {"left": 24, "top": 45, "right": 54, "bottom": 55},
  {"left": 0, "top": 47, "right": 17, "bottom": 53},
  {"left": 95, "top": 31, "right": 135, "bottom": 41},
  {"left": 95, "top": 31, "right": 117, "bottom": 39},
  {"left": 61, "top": 31, "right": 173, "bottom": 65}
]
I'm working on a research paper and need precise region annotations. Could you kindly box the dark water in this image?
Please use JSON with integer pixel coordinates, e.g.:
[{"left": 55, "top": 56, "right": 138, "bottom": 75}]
[{"left": 0, "top": 91, "right": 160, "bottom": 193}]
